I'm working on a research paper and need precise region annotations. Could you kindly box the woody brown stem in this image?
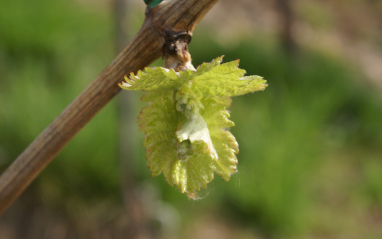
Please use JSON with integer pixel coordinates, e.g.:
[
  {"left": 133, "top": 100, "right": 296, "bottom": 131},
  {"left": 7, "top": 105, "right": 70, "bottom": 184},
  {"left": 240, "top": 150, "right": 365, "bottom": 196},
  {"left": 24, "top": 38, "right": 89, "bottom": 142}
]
[
  {"left": 163, "top": 30, "right": 195, "bottom": 71},
  {"left": 0, "top": 0, "right": 219, "bottom": 215}
]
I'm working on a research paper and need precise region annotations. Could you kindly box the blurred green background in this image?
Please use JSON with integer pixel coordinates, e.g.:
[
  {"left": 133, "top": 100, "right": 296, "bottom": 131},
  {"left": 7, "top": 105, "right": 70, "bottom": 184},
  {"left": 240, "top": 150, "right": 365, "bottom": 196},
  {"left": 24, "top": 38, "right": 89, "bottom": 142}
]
[{"left": 1, "top": 0, "right": 382, "bottom": 238}]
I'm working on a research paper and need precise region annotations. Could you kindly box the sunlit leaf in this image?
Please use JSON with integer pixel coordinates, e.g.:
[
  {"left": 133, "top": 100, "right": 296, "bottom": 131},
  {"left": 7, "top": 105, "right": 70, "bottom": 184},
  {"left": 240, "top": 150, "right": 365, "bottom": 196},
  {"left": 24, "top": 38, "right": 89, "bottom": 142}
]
[{"left": 120, "top": 56, "right": 267, "bottom": 197}]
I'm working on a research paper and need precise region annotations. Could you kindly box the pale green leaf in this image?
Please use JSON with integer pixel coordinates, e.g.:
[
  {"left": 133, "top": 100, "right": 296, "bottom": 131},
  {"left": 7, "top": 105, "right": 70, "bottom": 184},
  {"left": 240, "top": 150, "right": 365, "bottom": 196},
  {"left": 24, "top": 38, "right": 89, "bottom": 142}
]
[
  {"left": 119, "top": 56, "right": 268, "bottom": 198},
  {"left": 180, "top": 57, "right": 268, "bottom": 98},
  {"left": 119, "top": 67, "right": 180, "bottom": 91}
]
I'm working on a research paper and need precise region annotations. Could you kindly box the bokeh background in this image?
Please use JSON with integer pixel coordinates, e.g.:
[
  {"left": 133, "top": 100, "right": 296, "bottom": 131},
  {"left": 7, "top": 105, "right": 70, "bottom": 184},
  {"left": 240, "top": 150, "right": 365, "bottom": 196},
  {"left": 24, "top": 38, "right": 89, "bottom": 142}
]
[{"left": 1, "top": 0, "right": 382, "bottom": 238}]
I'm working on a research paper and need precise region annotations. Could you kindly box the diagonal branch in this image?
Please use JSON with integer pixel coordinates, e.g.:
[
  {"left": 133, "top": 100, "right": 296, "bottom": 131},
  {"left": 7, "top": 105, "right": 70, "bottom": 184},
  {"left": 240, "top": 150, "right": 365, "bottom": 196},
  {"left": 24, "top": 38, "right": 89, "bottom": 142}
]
[{"left": 0, "top": 0, "right": 219, "bottom": 215}]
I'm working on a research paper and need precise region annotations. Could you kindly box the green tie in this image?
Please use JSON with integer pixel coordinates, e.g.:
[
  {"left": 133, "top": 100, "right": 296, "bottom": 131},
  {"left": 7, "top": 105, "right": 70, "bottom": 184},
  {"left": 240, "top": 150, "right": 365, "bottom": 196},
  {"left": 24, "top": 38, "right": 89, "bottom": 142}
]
[{"left": 144, "top": 0, "right": 164, "bottom": 8}]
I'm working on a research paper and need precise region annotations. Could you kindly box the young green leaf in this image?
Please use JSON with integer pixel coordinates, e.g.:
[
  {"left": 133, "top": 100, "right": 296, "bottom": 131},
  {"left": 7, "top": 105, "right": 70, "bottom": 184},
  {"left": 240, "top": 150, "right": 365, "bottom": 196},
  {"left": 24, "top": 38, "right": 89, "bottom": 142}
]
[{"left": 119, "top": 56, "right": 267, "bottom": 198}]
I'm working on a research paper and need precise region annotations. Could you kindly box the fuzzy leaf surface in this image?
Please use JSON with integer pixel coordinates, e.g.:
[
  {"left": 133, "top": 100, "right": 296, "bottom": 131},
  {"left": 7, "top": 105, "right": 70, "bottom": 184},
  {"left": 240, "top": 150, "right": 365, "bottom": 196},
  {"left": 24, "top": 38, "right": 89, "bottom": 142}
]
[{"left": 120, "top": 56, "right": 267, "bottom": 197}]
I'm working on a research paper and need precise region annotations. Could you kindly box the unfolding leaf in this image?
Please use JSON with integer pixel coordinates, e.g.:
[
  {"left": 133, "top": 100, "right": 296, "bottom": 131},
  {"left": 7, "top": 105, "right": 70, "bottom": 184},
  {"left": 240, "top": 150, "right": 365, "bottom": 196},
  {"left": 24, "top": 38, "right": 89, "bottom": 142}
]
[{"left": 120, "top": 56, "right": 267, "bottom": 197}]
